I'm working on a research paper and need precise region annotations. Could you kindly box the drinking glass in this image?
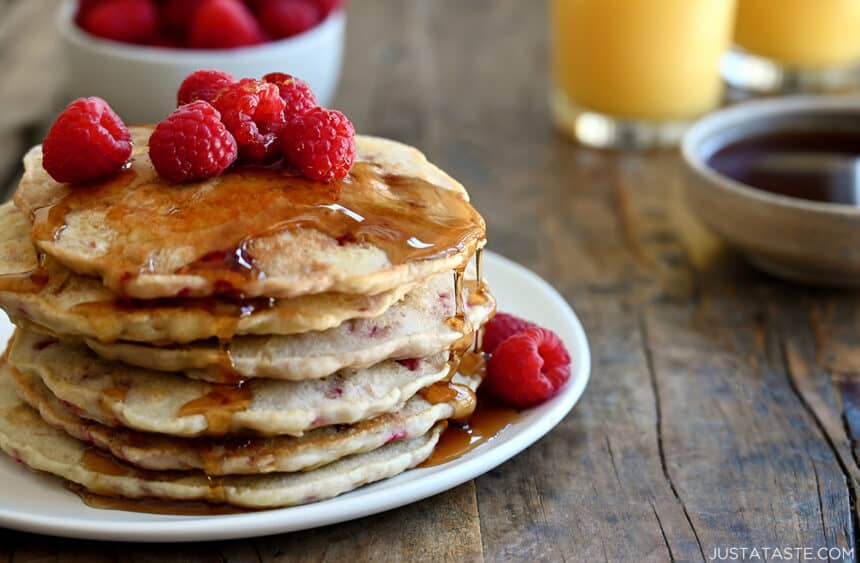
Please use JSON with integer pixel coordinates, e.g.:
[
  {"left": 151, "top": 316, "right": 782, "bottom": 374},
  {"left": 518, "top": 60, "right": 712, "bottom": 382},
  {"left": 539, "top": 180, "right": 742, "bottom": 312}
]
[
  {"left": 550, "top": 0, "right": 738, "bottom": 150},
  {"left": 722, "top": 0, "right": 860, "bottom": 94}
]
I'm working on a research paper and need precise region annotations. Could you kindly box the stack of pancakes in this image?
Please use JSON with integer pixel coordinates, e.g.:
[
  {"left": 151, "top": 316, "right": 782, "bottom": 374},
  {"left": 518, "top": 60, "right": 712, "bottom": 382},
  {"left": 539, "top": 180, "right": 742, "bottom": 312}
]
[{"left": 0, "top": 127, "right": 494, "bottom": 510}]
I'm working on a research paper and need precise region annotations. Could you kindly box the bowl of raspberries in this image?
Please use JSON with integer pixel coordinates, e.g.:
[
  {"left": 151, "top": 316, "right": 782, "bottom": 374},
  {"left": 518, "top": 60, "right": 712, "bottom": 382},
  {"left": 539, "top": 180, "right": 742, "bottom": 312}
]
[{"left": 57, "top": 0, "right": 345, "bottom": 123}]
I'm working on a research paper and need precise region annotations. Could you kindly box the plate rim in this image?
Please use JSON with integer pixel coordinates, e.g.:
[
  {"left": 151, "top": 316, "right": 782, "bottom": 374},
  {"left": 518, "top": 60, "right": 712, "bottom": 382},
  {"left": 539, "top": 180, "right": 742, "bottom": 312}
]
[{"left": 0, "top": 250, "right": 591, "bottom": 542}]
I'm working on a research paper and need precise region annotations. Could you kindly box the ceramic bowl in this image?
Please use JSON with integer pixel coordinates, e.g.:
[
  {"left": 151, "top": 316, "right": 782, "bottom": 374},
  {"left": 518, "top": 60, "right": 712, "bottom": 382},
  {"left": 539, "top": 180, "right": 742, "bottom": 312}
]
[
  {"left": 55, "top": 0, "right": 345, "bottom": 124},
  {"left": 682, "top": 96, "right": 860, "bottom": 287}
]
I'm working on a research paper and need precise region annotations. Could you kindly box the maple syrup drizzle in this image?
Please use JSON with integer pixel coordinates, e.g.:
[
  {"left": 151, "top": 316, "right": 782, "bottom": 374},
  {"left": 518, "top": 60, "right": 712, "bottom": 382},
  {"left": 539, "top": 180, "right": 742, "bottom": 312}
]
[
  {"left": 446, "top": 267, "right": 475, "bottom": 355},
  {"left": 79, "top": 446, "right": 181, "bottom": 482},
  {"left": 29, "top": 153, "right": 486, "bottom": 297},
  {"left": 0, "top": 269, "right": 49, "bottom": 293},
  {"left": 0, "top": 250, "right": 49, "bottom": 293},
  {"left": 457, "top": 351, "right": 487, "bottom": 379},
  {"left": 213, "top": 341, "right": 245, "bottom": 384},
  {"left": 178, "top": 386, "right": 253, "bottom": 435},
  {"left": 98, "top": 386, "right": 129, "bottom": 417},
  {"left": 419, "top": 392, "right": 521, "bottom": 468},
  {"left": 420, "top": 381, "right": 477, "bottom": 419},
  {"left": 71, "top": 296, "right": 276, "bottom": 342},
  {"left": 68, "top": 484, "right": 246, "bottom": 515},
  {"left": 206, "top": 475, "right": 227, "bottom": 503},
  {"left": 80, "top": 448, "right": 137, "bottom": 477},
  {"left": 199, "top": 436, "right": 256, "bottom": 475},
  {"left": 420, "top": 381, "right": 458, "bottom": 404}
]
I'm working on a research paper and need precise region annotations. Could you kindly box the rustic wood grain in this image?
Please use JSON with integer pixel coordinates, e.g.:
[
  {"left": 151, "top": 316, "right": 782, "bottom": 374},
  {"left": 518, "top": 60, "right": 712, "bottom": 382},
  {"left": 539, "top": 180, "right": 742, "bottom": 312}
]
[
  {"left": 0, "top": 0, "right": 62, "bottom": 200},
  {"left": 3, "top": 0, "right": 860, "bottom": 561}
]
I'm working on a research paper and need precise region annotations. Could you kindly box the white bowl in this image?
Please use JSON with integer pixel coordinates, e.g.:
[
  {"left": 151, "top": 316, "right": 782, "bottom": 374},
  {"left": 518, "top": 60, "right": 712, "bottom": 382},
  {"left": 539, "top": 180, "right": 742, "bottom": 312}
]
[{"left": 56, "top": 0, "right": 345, "bottom": 124}]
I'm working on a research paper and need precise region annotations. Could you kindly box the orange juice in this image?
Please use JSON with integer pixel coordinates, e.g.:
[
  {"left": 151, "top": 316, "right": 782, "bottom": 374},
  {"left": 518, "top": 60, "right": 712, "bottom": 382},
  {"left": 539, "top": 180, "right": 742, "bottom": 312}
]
[
  {"left": 551, "top": 0, "right": 737, "bottom": 121},
  {"left": 734, "top": 0, "right": 860, "bottom": 68}
]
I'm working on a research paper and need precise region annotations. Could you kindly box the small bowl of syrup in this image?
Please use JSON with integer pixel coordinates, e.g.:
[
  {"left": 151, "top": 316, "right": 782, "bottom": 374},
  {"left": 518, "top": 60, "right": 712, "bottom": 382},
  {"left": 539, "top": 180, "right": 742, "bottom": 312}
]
[{"left": 682, "top": 96, "right": 860, "bottom": 286}]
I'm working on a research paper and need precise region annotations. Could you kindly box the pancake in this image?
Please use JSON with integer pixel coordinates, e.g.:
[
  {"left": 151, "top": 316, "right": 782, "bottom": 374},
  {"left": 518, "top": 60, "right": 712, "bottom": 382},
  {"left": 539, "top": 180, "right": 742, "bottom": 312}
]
[
  {"left": 85, "top": 275, "right": 495, "bottom": 382},
  {"left": 0, "top": 378, "right": 444, "bottom": 509},
  {"left": 15, "top": 128, "right": 486, "bottom": 300},
  {"left": 0, "top": 201, "right": 424, "bottom": 344},
  {"left": 8, "top": 364, "right": 476, "bottom": 475},
  {"left": 10, "top": 329, "right": 454, "bottom": 437}
]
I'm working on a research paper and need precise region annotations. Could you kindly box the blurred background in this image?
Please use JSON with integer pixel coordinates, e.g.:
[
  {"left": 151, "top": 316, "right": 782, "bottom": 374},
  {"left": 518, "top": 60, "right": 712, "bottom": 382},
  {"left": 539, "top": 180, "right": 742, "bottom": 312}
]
[{"left": 2, "top": 0, "right": 860, "bottom": 217}]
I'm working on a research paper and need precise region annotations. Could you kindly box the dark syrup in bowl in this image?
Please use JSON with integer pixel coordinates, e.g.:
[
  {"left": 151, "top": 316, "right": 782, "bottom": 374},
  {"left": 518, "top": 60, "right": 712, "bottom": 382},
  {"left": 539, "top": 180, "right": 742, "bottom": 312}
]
[{"left": 706, "top": 130, "right": 860, "bottom": 206}]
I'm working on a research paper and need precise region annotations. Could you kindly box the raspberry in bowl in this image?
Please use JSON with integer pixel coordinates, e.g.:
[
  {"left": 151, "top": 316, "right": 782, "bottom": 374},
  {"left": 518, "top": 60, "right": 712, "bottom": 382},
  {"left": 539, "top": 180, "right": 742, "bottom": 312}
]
[{"left": 56, "top": 0, "right": 345, "bottom": 123}]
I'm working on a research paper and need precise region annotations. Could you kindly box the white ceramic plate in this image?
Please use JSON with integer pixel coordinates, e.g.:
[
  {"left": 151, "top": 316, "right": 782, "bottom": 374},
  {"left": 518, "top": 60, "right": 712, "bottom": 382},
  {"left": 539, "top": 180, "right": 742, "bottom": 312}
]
[{"left": 0, "top": 250, "right": 591, "bottom": 542}]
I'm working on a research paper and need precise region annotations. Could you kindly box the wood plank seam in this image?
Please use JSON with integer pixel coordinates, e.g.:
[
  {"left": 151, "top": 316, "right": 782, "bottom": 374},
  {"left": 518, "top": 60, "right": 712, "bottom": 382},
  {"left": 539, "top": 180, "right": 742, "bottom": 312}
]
[
  {"left": 780, "top": 339, "right": 860, "bottom": 553},
  {"left": 641, "top": 315, "right": 708, "bottom": 563},
  {"left": 650, "top": 501, "right": 677, "bottom": 562}
]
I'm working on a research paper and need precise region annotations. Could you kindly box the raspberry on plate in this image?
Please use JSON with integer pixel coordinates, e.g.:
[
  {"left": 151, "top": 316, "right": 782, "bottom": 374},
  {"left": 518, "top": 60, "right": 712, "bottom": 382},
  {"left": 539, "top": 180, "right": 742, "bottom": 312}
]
[
  {"left": 280, "top": 107, "right": 355, "bottom": 181},
  {"left": 42, "top": 97, "right": 132, "bottom": 184},
  {"left": 485, "top": 327, "right": 571, "bottom": 408},
  {"left": 263, "top": 72, "right": 317, "bottom": 118},
  {"left": 212, "top": 78, "right": 286, "bottom": 161},
  {"left": 189, "top": 0, "right": 266, "bottom": 49},
  {"left": 149, "top": 100, "right": 238, "bottom": 183},
  {"left": 177, "top": 69, "right": 236, "bottom": 106},
  {"left": 482, "top": 312, "right": 538, "bottom": 355},
  {"left": 257, "top": 0, "right": 321, "bottom": 39},
  {"left": 75, "top": 0, "right": 106, "bottom": 25},
  {"left": 315, "top": 0, "right": 346, "bottom": 17},
  {"left": 81, "top": 0, "right": 159, "bottom": 44}
]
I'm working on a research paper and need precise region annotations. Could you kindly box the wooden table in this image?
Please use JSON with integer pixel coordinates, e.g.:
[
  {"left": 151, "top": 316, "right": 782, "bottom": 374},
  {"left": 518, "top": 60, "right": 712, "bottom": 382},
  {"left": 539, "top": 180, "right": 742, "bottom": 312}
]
[{"left": 2, "top": 1, "right": 860, "bottom": 561}]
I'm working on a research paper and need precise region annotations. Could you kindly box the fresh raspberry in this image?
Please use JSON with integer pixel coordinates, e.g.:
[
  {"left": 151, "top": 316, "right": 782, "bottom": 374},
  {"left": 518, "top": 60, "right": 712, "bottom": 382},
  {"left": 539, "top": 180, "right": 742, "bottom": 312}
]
[
  {"left": 161, "top": 0, "right": 206, "bottom": 35},
  {"left": 263, "top": 72, "right": 317, "bottom": 117},
  {"left": 75, "top": 0, "right": 106, "bottom": 26},
  {"left": 212, "top": 78, "right": 286, "bottom": 161},
  {"left": 149, "top": 101, "right": 238, "bottom": 183},
  {"left": 280, "top": 107, "right": 355, "bottom": 181},
  {"left": 257, "top": 0, "right": 321, "bottom": 39},
  {"left": 315, "top": 0, "right": 345, "bottom": 17},
  {"left": 148, "top": 34, "right": 182, "bottom": 48},
  {"left": 42, "top": 97, "right": 132, "bottom": 184},
  {"left": 485, "top": 328, "right": 571, "bottom": 408},
  {"left": 80, "top": 0, "right": 159, "bottom": 44},
  {"left": 177, "top": 69, "right": 236, "bottom": 106},
  {"left": 482, "top": 312, "right": 538, "bottom": 355},
  {"left": 189, "top": 0, "right": 266, "bottom": 49}
]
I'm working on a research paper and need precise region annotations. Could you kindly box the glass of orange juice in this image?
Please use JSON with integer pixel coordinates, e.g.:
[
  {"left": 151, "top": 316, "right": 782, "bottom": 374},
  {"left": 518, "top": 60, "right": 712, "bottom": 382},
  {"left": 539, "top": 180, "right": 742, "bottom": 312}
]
[
  {"left": 550, "top": 0, "right": 737, "bottom": 149},
  {"left": 723, "top": 0, "right": 860, "bottom": 94}
]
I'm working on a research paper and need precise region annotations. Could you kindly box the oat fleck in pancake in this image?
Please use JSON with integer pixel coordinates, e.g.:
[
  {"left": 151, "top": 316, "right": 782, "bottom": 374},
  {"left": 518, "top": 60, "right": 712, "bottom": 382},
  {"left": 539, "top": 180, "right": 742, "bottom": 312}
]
[{"left": 15, "top": 128, "right": 486, "bottom": 300}]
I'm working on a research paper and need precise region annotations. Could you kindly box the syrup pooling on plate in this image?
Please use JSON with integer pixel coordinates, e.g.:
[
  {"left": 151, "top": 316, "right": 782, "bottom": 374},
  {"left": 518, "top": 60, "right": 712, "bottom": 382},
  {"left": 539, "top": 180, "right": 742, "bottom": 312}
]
[
  {"left": 28, "top": 153, "right": 486, "bottom": 297},
  {"left": 81, "top": 448, "right": 136, "bottom": 477},
  {"left": 419, "top": 392, "right": 521, "bottom": 468},
  {"left": 72, "top": 487, "right": 247, "bottom": 516},
  {"left": 71, "top": 296, "right": 276, "bottom": 342}
]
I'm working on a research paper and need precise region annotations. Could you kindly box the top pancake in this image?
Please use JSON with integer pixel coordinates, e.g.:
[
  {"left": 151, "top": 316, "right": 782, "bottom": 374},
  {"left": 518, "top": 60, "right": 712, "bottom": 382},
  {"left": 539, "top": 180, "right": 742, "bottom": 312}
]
[{"left": 15, "top": 128, "right": 486, "bottom": 299}]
